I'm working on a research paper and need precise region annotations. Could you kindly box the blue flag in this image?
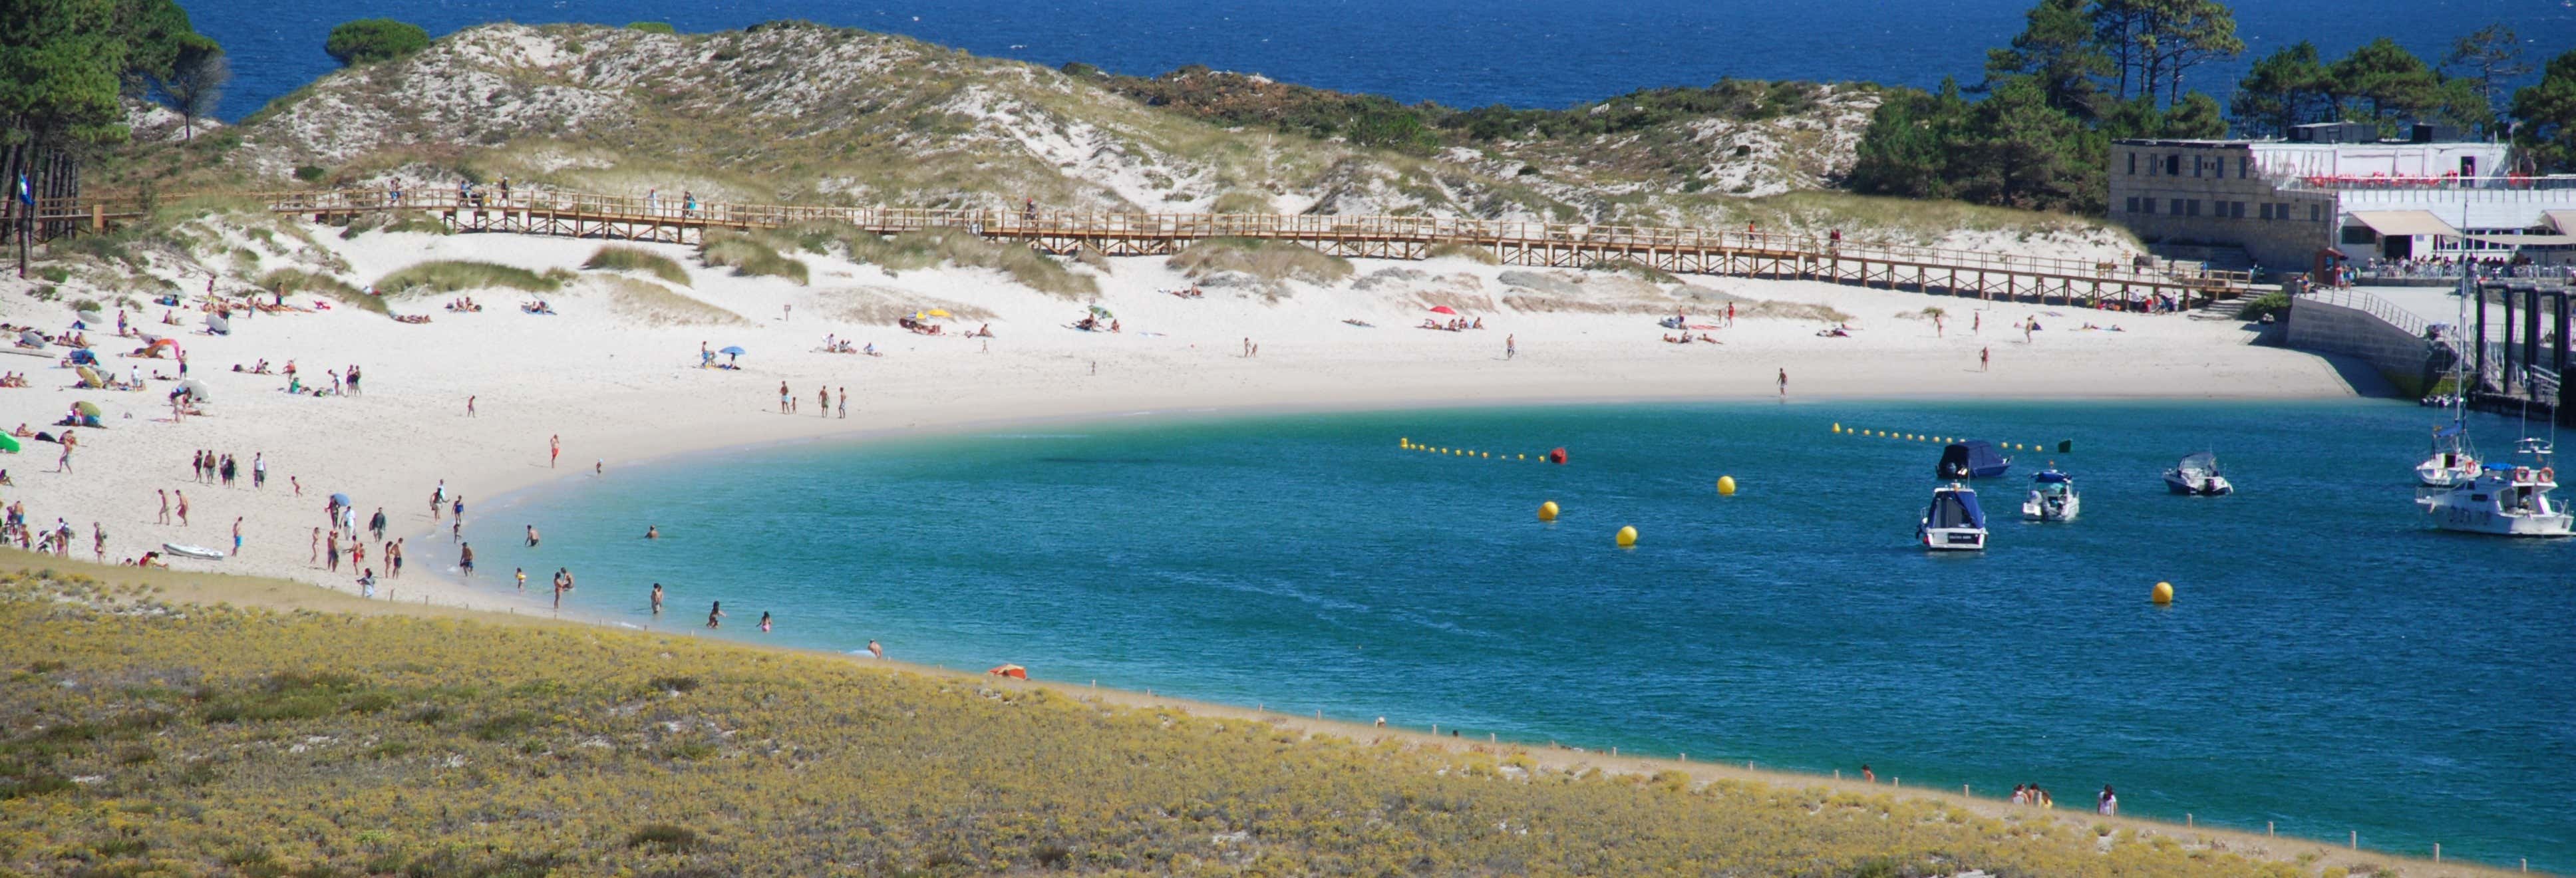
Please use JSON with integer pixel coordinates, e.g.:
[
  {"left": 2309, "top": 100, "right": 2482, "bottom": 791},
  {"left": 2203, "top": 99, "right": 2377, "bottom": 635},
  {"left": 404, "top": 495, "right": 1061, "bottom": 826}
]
[{"left": 13, "top": 173, "right": 27, "bottom": 206}]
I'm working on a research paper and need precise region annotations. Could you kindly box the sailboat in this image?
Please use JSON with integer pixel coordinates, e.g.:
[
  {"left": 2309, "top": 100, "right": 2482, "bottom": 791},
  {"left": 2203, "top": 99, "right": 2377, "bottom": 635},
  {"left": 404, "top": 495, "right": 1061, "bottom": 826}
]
[
  {"left": 2414, "top": 265, "right": 2573, "bottom": 537},
  {"left": 2416, "top": 270, "right": 2480, "bottom": 487}
]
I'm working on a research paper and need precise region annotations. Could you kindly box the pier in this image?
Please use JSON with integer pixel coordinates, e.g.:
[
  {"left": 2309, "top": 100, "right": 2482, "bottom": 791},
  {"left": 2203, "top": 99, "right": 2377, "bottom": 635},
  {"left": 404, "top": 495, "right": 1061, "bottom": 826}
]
[{"left": 14, "top": 188, "right": 2249, "bottom": 307}]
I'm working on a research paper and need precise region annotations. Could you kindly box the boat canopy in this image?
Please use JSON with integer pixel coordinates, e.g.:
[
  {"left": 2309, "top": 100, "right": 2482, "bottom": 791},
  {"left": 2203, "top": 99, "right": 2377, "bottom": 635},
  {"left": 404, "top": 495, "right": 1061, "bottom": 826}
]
[
  {"left": 1937, "top": 440, "right": 2010, "bottom": 479},
  {"left": 2435, "top": 422, "right": 2464, "bottom": 438},
  {"left": 2033, "top": 470, "right": 2072, "bottom": 484},
  {"left": 1927, "top": 487, "right": 1987, "bottom": 530},
  {"left": 2177, "top": 452, "right": 2220, "bottom": 473}
]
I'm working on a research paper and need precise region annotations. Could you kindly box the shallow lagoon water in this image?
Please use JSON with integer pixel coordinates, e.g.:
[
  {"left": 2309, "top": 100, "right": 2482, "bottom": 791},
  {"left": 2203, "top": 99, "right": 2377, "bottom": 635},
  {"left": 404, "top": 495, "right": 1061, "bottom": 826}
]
[{"left": 461, "top": 400, "right": 2574, "bottom": 869}]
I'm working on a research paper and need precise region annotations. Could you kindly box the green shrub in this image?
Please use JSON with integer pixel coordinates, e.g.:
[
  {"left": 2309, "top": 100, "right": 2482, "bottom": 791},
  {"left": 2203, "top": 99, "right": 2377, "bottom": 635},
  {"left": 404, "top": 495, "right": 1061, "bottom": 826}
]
[
  {"left": 293, "top": 165, "right": 327, "bottom": 182},
  {"left": 582, "top": 245, "right": 691, "bottom": 286},
  {"left": 325, "top": 19, "right": 431, "bottom": 67},
  {"left": 373, "top": 261, "right": 571, "bottom": 296},
  {"left": 625, "top": 21, "right": 677, "bottom": 35},
  {"left": 258, "top": 268, "right": 382, "bottom": 314},
  {"left": 2235, "top": 291, "right": 2291, "bottom": 323},
  {"left": 36, "top": 267, "right": 68, "bottom": 284},
  {"left": 625, "top": 823, "right": 702, "bottom": 852}
]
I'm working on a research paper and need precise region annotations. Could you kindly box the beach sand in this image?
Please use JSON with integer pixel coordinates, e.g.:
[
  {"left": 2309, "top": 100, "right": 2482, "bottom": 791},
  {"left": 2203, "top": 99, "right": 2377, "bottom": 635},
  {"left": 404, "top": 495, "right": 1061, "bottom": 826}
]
[{"left": 0, "top": 225, "right": 2362, "bottom": 613}]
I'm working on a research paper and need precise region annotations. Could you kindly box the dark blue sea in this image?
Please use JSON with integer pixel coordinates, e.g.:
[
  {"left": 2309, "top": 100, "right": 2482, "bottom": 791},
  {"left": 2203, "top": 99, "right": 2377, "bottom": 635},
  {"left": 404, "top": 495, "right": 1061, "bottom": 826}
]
[
  {"left": 453, "top": 400, "right": 2576, "bottom": 871},
  {"left": 188, "top": 0, "right": 2576, "bottom": 124}
]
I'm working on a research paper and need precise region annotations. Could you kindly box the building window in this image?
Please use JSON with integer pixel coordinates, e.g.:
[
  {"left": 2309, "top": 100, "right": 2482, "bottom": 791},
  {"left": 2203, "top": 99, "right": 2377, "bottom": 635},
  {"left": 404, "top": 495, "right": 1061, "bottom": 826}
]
[
  {"left": 2170, "top": 198, "right": 2184, "bottom": 215},
  {"left": 2166, "top": 155, "right": 2179, "bottom": 176},
  {"left": 2231, "top": 201, "right": 2246, "bottom": 219},
  {"left": 2128, "top": 153, "right": 2137, "bottom": 175},
  {"left": 2239, "top": 156, "right": 2250, "bottom": 179},
  {"left": 2124, "top": 196, "right": 2140, "bottom": 213},
  {"left": 2191, "top": 156, "right": 2203, "bottom": 177},
  {"left": 2140, "top": 198, "right": 2155, "bottom": 215},
  {"left": 2259, "top": 203, "right": 2273, "bottom": 220},
  {"left": 2187, "top": 200, "right": 2202, "bottom": 217},
  {"left": 2309, "top": 204, "right": 2321, "bottom": 221}
]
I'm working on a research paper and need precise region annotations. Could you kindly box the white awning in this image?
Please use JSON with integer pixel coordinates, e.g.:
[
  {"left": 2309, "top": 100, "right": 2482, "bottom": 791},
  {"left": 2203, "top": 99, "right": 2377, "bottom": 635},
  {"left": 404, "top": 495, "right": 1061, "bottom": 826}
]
[
  {"left": 2346, "top": 210, "right": 2461, "bottom": 238},
  {"left": 2547, "top": 210, "right": 2576, "bottom": 235},
  {"left": 2464, "top": 233, "right": 2576, "bottom": 247}
]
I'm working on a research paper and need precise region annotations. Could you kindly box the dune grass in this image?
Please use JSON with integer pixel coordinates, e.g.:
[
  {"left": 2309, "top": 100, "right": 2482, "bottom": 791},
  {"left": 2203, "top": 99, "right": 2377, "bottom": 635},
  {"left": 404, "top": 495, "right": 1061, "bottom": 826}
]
[
  {"left": 0, "top": 567, "right": 2347, "bottom": 878},
  {"left": 257, "top": 268, "right": 382, "bottom": 314},
  {"left": 373, "top": 260, "right": 573, "bottom": 296},
  {"left": 1424, "top": 241, "right": 1501, "bottom": 265},
  {"left": 1168, "top": 237, "right": 1353, "bottom": 286},
  {"left": 581, "top": 244, "right": 692, "bottom": 286},
  {"left": 770, "top": 222, "right": 1096, "bottom": 298},
  {"left": 697, "top": 231, "right": 810, "bottom": 285},
  {"left": 583, "top": 276, "right": 743, "bottom": 326},
  {"left": 818, "top": 286, "right": 997, "bottom": 326}
]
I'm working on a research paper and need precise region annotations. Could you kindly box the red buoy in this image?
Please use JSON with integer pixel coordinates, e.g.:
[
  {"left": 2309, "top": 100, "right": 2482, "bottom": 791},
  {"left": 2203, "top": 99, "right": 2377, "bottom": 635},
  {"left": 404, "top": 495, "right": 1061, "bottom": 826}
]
[{"left": 1548, "top": 447, "right": 1567, "bottom": 464}]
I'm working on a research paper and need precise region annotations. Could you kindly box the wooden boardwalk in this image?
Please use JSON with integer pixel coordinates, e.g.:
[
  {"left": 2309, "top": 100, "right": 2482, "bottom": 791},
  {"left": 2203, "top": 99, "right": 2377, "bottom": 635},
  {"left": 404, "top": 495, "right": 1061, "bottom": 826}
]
[{"left": 23, "top": 188, "right": 2250, "bottom": 305}]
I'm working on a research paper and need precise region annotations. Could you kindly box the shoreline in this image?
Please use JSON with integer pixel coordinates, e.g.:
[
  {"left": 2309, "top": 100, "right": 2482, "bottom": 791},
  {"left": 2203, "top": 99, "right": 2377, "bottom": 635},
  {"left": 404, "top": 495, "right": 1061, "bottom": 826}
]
[{"left": 9, "top": 553, "right": 2523, "bottom": 877}]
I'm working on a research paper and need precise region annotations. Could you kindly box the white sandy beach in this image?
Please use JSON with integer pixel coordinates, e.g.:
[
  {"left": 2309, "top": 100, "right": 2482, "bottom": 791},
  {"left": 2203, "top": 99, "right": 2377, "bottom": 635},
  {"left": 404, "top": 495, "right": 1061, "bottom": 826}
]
[{"left": 0, "top": 226, "right": 2360, "bottom": 609}]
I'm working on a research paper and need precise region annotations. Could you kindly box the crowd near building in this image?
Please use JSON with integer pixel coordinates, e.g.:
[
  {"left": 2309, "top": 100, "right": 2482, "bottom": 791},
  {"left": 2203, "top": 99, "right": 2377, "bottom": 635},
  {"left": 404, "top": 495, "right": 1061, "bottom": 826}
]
[{"left": 2109, "top": 123, "right": 2576, "bottom": 282}]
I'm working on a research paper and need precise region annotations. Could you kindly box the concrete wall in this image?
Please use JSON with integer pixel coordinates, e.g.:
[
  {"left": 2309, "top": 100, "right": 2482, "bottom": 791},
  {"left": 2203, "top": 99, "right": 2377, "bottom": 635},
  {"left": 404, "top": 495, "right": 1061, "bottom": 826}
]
[
  {"left": 2286, "top": 295, "right": 2440, "bottom": 395},
  {"left": 2108, "top": 142, "right": 2336, "bottom": 272}
]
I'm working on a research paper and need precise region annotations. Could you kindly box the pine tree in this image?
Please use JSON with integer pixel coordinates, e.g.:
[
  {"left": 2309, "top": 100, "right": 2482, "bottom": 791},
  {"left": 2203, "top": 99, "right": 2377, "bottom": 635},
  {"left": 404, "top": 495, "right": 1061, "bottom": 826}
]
[
  {"left": 1983, "top": 0, "right": 2106, "bottom": 118},
  {"left": 2229, "top": 41, "right": 2329, "bottom": 138},
  {"left": 2511, "top": 50, "right": 2576, "bottom": 172}
]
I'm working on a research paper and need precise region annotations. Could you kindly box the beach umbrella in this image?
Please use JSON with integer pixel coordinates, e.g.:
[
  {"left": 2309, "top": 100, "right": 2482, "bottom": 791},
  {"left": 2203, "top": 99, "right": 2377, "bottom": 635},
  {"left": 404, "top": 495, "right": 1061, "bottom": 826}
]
[
  {"left": 1087, "top": 305, "right": 1113, "bottom": 318},
  {"left": 206, "top": 313, "right": 231, "bottom": 334},
  {"left": 719, "top": 345, "right": 746, "bottom": 356},
  {"left": 17, "top": 330, "right": 42, "bottom": 346},
  {"left": 0, "top": 434, "right": 20, "bottom": 454},
  {"left": 925, "top": 308, "right": 951, "bottom": 317},
  {"left": 68, "top": 349, "right": 96, "bottom": 365},
  {"left": 987, "top": 664, "right": 1028, "bottom": 680},
  {"left": 1428, "top": 305, "right": 1458, "bottom": 315},
  {"left": 329, "top": 492, "right": 351, "bottom": 506},
  {"left": 75, "top": 366, "right": 100, "bottom": 386},
  {"left": 177, "top": 380, "right": 211, "bottom": 402},
  {"left": 73, "top": 401, "right": 100, "bottom": 417},
  {"left": 77, "top": 309, "right": 104, "bottom": 326}
]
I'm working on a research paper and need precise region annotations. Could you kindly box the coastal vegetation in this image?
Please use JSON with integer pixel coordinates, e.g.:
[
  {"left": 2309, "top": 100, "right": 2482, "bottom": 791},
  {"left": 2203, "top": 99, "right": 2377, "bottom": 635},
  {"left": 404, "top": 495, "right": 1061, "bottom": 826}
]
[
  {"left": 0, "top": 569, "right": 2360, "bottom": 877},
  {"left": 256, "top": 267, "right": 375, "bottom": 313},
  {"left": 1850, "top": 0, "right": 2576, "bottom": 212},
  {"left": 1168, "top": 237, "right": 1353, "bottom": 287},
  {"left": 0, "top": 0, "right": 226, "bottom": 223},
  {"left": 373, "top": 260, "right": 573, "bottom": 296},
  {"left": 323, "top": 19, "right": 432, "bottom": 67},
  {"left": 697, "top": 231, "right": 811, "bottom": 285},
  {"left": 584, "top": 275, "right": 745, "bottom": 326},
  {"left": 581, "top": 244, "right": 692, "bottom": 286}
]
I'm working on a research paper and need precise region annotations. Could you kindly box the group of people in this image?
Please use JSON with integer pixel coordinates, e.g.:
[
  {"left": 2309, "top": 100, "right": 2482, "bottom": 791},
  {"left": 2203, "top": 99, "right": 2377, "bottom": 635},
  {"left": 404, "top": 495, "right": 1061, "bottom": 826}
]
[
  {"left": 777, "top": 382, "right": 852, "bottom": 418},
  {"left": 190, "top": 449, "right": 265, "bottom": 489},
  {"left": 1419, "top": 316, "right": 1483, "bottom": 332}
]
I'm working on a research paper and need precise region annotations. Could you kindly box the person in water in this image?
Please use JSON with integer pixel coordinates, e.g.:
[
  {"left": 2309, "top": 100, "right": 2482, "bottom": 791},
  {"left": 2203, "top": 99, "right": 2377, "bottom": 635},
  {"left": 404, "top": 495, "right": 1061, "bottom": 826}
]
[
  {"left": 651, "top": 583, "right": 663, "bottom": 615},
  {"left": 707, "top": 601, "right": 724, "bottom": 629},
  {"left": 645, "top": 525, "right": 658, "bottom": 539},
  {"left": 758, "top": 611, "right": 772, "bottom": 633}
]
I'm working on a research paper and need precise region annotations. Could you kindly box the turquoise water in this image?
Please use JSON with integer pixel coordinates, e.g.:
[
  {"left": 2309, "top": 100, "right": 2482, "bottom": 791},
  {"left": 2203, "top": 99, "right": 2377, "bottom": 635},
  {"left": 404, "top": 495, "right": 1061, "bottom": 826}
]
[{"left": 458, "top": 400, "right": 2575, "bottom": 869}]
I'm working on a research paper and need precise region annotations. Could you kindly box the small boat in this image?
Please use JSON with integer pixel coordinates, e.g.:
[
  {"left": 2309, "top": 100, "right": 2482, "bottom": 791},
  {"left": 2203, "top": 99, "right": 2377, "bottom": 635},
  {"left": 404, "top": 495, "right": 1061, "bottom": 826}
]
[
  {"left": 2164, "top": 452, "right": 2233, "bottom": 496},
  {"left": 1935, "top": 440, "right": 2012, "bottom": 480},
  {"left": 1918, "top": 482, "right": 1989, "bottom": 551},
  {"left": 2416, "top": 421, "right": 2480, "bottom": 488},
  {"left": 2021, "top": 469, "right": 2080, "bottom": 521},
  {"left": 160, "top": 542, "right": 226, "bottom": 560},
  {"left": 2418, "top": 439, "right": 2574, "bottom": 537}
]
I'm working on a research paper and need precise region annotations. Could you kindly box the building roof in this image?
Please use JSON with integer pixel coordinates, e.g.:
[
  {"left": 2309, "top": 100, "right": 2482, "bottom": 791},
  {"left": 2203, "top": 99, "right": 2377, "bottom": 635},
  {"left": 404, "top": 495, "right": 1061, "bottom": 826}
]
[
  {"left": 2345, "top": 210, "right": 2460, "bottom": 237},
  {"left": 2550, "top": 210, "right": 2576, "bottom": 235}
]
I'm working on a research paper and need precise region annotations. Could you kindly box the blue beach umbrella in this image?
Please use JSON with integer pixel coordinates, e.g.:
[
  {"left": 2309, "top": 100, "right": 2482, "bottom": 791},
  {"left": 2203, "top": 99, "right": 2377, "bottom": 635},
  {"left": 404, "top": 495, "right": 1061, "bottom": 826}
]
[
  {"left": 329, "top": 492, "right": 350, "bottom": 506},
  {"left": 719, "top": 345, "right": 746, "bottom": 356}
]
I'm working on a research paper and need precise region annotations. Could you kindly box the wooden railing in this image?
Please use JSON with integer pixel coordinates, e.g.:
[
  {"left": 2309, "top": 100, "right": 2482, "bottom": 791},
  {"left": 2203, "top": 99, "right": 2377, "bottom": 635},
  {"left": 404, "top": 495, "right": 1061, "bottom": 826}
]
[{"left": 27, "top": 187, "right": 2252, "bottom": 291}]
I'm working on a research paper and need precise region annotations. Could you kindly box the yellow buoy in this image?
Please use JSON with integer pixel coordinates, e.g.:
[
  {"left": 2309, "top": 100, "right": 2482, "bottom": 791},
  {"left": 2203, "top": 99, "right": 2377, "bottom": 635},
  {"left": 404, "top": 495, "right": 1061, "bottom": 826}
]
[
  {"left": 1833, "top": 423, "right": 1843, "bottom": 433},
  {"left": 2152, "top": 581, "right": 2174, "bottom": 605},
  {"left": 1538, "top": 501, "right": 1559, "bottom": 521},
  {"left": 1615, "top": 525, "right": 1638, "bottom": 547},
  {"left": 1716, "top": 475, "right": 1738, "bottom": 496},
  {"left": 1400, "top": 438, "right": 1410, "bottom": 448},
  {"left": 1481, "top": 451, "right": 1490, "bottom": 458}
]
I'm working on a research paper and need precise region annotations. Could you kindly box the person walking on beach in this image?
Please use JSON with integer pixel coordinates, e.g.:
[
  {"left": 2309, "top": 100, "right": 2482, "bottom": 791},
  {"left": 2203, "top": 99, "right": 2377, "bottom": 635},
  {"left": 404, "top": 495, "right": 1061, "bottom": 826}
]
[
  {"left": 1777, "top": 368, "right": 1788, "bottom": 399},
  {"left": 2096, "top": 785, "right": 2117, "bottom": 815},
  {"left": 466, "top": 395, "right": 476, "bottom": 417},
  {"left": 92, "top": 523, "right": 105, "bottom": 563},
  {"left": 231, "top": 517, "right": 243, "bottom": 557},
  {"left": 174, "top": 490, "right": 189, "bottom": 526},
  {"left": 1726, "top": 302, "right": 1736, "bottom": 327},
  {"left": 1506, "top": 334, "right": 1516, "bottom": 360},
  {"left": 1934, "top": 312, "right": 1945, "bottom": 337},
  {"left": 325, "top": 531, "right": 340, "bottom": 572},
  {"left": 550, "top": 434, "right": 561, "bottom": 468},
  {"left": 707, "top": 601, "right": 724, "bottom": 629},
  {"left": 370, "top": 508, "right": 387, "bottom": 540},
  {"left": 1861, "top": 764, "right": 1875, "bottom": 784},
  {"left": 157, "top": 490, "right": 171, "bottom": 525},
  {"left": 452, "top": 496, "right": 464, "bottom": 525},
  {"left": 552, "top": 573, "right": 564, "bottom": 610},
  {"left": 458, "top": 542, "right": 475, "bottom": 577},
  {"left": 310, "top": 527, "right": 320, "bottom": 565},
  {"left": 818, "top": 386, "right": 828, "bottom": 418},
  {"left": 253, "top": 452, "right": 265, "bottom": 489},
  {"left": 651, "top": 582, "right": 663, "bottom": 615},
  {"left": 837, "top": 387, "right": 847, "bottom": 419},
  {"left": 779, "top": 382, "right": 791, "bottom": 414},
  {"left": 1980, "top": 347, "right": 1991, "bottom": 372}
]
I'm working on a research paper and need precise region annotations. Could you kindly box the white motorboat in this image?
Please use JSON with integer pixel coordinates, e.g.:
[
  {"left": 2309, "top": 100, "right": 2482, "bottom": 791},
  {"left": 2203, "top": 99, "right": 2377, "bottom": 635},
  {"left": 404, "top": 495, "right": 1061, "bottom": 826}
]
[
  {"left": 2164, "top": 452, "right": 2233, "bottom": 496},
  {"left": 2021, "top": 469, "right": 2080, "bottom": 521},
  {"left": 2416, "top": 420, "right": 2480, "bottom": 487},
  {"left": 2418, "top": 439, "right": 2574, "bottom": 536},
  {"left": 1918, "top": 482, "right": 1988, "bottom": 551},
  {"left": 160, "top": 542, "right": 226, "bottom": 560}
]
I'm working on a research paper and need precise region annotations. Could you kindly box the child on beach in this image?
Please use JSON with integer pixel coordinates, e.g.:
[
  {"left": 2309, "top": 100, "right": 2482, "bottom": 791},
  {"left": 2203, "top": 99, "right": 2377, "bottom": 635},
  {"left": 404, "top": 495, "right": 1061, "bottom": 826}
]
[
  {"left": 759, "top": 611, "right": 772, "bottom": 633},
  {"left": 707, "top": 601, "right": 724, "bottom": 629}
]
